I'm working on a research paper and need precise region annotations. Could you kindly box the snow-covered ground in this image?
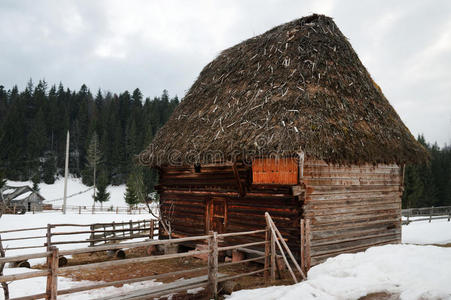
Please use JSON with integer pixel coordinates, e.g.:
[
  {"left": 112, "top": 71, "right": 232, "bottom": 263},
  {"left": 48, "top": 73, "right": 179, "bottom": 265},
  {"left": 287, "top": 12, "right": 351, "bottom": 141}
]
[
  {"left": 227, "top": 219, "right": 451, "bottom": 300},
  {"left": 3, "top": 267, "right": 162, "bottom": 299},
  {"left": 228, "top": 244, "right": 451, "bottom": 300},
  {"left": 6, "top": 177, "right": 128, "bottom": 207},
  {"left": 402, "top": 218, "right": 451, "bottom": 245},
  {"left": 0, "top": 212, "right": 153, "bottom": 261},
  {"left": 1, "top": 191, "right": 451, "bottom": 300}
]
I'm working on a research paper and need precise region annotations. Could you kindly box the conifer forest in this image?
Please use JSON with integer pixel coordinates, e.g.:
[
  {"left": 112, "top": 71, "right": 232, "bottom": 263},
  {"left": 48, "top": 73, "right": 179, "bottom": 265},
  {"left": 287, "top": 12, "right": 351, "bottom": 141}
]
[
  {"left": 0, "top": 80, "right": 450, "bottom": 208},
  {"left": 0, "top": 80, "right": 179, "bottom": 196}
]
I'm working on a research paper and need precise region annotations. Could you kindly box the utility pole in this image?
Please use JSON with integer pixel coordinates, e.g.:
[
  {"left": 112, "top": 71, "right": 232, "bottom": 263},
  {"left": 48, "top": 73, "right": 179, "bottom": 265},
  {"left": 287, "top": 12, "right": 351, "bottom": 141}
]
[{"left": 63, "top": 131, "right": 70, "bottom": 214}]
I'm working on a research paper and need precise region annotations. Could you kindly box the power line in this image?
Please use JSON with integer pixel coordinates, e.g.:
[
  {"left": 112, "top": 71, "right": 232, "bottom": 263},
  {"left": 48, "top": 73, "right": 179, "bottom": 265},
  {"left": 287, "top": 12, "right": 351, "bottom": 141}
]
[{"left": 44, "top": 187, "right": 94, "bottom": 203}]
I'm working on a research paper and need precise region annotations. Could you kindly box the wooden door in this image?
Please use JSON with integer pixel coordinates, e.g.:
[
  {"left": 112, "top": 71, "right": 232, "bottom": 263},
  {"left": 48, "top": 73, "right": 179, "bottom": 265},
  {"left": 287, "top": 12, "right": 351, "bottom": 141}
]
[{"left": 207, "top": 197, "right": 227, "bottom": 234}]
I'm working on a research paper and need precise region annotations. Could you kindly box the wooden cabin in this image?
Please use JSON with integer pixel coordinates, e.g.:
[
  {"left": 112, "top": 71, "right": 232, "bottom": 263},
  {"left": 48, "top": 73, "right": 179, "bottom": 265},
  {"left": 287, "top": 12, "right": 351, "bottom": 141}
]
[{"left": 139, "top": 14, "right": 427, "bottom": 270}]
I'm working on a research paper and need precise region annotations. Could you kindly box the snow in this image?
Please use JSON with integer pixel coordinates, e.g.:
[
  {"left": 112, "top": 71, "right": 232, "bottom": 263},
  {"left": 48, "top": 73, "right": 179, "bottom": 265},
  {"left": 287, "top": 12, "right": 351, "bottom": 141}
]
[
  {"left": 402, "top": 218, "right": 451, "bottom": 245},
  {"left": 0, "top": 212, "right": 154, "bottom": 266},
  {"left": 3, "top": 267, "right": 162, "bottom": 299},
  {"left": 228, "top": 244, "right": 451, "bottom": 300},
  {"left": 6, "top": 177, "right": 129, "bottom": 207},
  {"left": 2, "top": 179, "right": 451, "bottom": 300}
]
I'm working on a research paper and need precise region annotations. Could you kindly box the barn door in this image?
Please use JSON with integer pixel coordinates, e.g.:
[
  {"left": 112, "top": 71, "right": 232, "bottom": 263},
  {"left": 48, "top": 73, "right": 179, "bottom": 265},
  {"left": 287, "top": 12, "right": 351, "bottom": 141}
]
[{"left": 207, "top": 197, "right": 227, "bottom": 234}]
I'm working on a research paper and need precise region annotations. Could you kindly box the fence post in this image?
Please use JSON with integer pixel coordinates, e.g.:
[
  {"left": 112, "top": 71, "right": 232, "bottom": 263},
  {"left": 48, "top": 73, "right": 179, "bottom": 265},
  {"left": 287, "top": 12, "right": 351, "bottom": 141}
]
[
  {"left": 79, "top": 206, "right": 81, "bottom": 214},
  {"left": 129, "top": 220, "right": 133, "bottom": 238},
  {"left": 264, "top": 225, "right": 270, "bottom": 283},
  {"left": 150, "top": 220, "right": 154, "bottom": 239},
  {"left": 429, "top": 206, "right": 433, "bottom": 223},
  {"left": 116, "top": 207, "right": 119, "bottom": 214},
  {"left": 46, "top": 246, "right": 58, "bottom": 300},
  {"left": 46, "top": 224, "right": 52, "bottom": 252},
  {"left": 89, "top": 225, "right": 95, "bottom": 247},
  {"left": 207, "top": 231, "right": 218, "bottom": 299}
]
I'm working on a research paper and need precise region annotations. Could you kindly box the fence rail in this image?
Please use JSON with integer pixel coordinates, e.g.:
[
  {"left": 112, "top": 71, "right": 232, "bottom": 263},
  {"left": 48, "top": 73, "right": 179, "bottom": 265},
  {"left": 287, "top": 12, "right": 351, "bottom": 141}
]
[
  {"left": 402, "top": 206, "right": 451, "bottom": 224},
  {"left": 0, "top": 219, "right": 158, "bottom": 253},
  {"left": 48, "top": 205, "right": 150, "bottom": 215},
  {"left": 0, "top": 227, "right": 272, "bottom": 300}
]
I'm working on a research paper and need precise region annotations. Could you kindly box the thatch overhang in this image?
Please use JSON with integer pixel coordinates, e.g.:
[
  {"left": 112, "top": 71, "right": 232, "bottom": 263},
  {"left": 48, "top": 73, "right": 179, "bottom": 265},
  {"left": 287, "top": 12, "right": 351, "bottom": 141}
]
[{"left": 139, "top": 14, "right": 428, "bottom": 167}]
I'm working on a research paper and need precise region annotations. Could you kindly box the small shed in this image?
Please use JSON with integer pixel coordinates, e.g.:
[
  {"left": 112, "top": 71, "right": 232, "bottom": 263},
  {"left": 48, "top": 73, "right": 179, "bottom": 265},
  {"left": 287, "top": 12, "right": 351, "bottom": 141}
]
[
  {"left": 1, "top": 185, "right": 45, "bottom": 213},
  {"left": 139, "top": 15, "right": 427, "bottom": 270}
]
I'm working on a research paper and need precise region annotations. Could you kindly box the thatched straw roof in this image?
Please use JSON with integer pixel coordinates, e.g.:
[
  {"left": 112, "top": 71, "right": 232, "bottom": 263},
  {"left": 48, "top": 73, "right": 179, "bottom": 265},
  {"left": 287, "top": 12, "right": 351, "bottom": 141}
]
[{"left": 139, "top": 14, "right": 428, "bottom": 167}]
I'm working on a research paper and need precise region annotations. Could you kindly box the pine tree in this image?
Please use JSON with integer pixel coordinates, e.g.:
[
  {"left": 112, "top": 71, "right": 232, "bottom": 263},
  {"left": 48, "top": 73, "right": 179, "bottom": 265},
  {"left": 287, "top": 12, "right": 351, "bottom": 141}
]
[
  {"left": 42, "top": 153, "right": 56, "bottom": 184},
  {"left": 124, "top": 174, "right": 139, "bottom": 207},
  {"left": 84, "top": 132, "right": 102, "bottom": 206},
  {"left": 95, "top": 171, "right": 110, "bottom": 208},
  {"left": 31, "top": 172, "right": 40, "bottom": 192}
]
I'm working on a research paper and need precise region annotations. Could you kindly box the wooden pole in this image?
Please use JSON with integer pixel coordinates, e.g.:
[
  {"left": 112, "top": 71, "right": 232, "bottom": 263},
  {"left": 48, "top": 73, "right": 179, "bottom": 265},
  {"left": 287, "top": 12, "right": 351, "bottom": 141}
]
[
  {"left": 267, "top": 213, "right": 306, "bottom": 280},
  {"left": 300, "top": 218, "right": 305, "bottom": 273},
  {"left": 46, "top": 247, "right": 58, "bottom": 300},
  {"left": 429, "top": 206, "right": 433, "bottom": 223},
  {"left": 46, "top": 224, "right": 52, "bottom": 252},
  {"left": 63, "top": 130, "right": 69, "bottom": 215},
  {"left": 207, "top": 231, "right": 218, "bottom": 298},
  {"left": 264, "top": 226, "right": 270, "bottom": 283},
  {"left": 270, "top": 224, "right": 276, "bottom": 282},
  {"left": 150, "top": 220, "right": 154, "bottom": 240},
  {"left": 305, "top": 218, "right": 311, "bottom": 271}
]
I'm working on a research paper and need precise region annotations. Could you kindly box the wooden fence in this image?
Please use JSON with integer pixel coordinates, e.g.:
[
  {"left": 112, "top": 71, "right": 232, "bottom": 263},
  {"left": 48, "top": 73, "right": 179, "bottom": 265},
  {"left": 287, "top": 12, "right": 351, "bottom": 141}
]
[
  {"left": 0, "top": 219, "right": 157, "bottom": 254},
  {"left": 0, "top": 213, "right": 305, "bottom": 299},
  {"left": 402, "top": 206, "right": 451, "bottom": 224},
  {"left": 0, "top": 229, "right": 270, "bottom": 299},
  {"left": 49, "top": 205, "right": 150, "bottom": 215}
]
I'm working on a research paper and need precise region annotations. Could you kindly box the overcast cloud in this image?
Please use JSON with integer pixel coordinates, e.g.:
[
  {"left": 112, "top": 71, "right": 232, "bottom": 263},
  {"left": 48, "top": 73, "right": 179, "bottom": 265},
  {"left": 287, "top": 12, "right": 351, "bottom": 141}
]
[{"left": 0, "top": 0, "right": 450, "bottom": 146}]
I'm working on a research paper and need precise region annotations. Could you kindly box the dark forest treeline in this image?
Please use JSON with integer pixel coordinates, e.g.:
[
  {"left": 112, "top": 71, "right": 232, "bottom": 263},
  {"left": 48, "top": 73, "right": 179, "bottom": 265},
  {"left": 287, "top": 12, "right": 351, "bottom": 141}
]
[
  {"left": 0, "top": 80, "right": 178, "bottom": 190},
  {"left": 402, "top": 135, "right": 451, "bottom": 208},
  {"left": 0, "top": 80, "right": 450, "bottom": 208}
]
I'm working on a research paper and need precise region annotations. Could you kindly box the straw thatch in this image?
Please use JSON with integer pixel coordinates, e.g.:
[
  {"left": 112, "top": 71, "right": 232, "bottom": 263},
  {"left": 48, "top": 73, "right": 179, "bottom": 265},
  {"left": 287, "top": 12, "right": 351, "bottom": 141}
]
[{"left": 139, "top": 14, "right": 428, "bottom": 167}]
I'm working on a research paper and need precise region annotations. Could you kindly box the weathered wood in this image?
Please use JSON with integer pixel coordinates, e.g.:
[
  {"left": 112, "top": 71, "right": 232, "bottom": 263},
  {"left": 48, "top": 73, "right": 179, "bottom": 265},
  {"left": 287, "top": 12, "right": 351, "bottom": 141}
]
[
  {"left": 264, "top": 226, "right": 270, "bottom": 283},
  {"left": 232, "top": 162, "right": 245, "bottom": 196},
  {"left": 207, "top": 231, "right": 218, "bottom": 299},
  {"left": 300, "top": 218, "right": 305, "bottom": 273},
  {"left": 46, "top": 247, "right": 58, "bottom": 300},
  {"left": 57, "top": 266, "right": 209, "bottom": 296},
  {"left": 267, "top": 213, "right": 306, "bottom": 280}
]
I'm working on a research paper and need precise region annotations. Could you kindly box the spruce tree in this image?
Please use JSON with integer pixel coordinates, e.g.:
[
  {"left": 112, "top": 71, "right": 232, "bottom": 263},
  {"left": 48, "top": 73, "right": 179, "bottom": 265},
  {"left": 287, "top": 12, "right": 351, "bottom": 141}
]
[
  {"left": 124, "top": 174, "right": 139, "bottom": 208},
  {"left": 31, "top": 172, "right": 40, "bottom": 192},
  {"left": 42, "top": 153, "right": 56, "bottom": 184},
  {"left": 95, "top": 171, "right": 110, "bottom": 208}
]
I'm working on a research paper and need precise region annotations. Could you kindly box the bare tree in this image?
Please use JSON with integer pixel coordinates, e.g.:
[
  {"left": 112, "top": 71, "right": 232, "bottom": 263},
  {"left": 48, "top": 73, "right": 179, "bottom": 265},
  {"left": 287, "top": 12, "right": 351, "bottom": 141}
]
[{"left": 132, "top": 166, "right": 174, "bottom": 239}]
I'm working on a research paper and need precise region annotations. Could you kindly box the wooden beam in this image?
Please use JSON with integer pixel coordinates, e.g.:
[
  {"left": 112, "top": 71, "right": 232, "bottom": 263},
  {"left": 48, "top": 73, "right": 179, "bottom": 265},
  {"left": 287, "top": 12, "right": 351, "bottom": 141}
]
[{"left": 232, "top": 162, "right": 245, "bottom": 197}]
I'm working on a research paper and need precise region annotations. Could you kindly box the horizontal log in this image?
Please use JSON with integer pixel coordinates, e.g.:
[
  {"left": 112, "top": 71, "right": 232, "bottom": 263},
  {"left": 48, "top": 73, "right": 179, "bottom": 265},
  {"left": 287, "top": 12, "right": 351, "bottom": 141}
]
[
  {"left": 219, "top": 241, "right": 268, "bottom": 252},
  {"left": 310, "top": 229, "right": 401, "bottom": 247},
  {"left": 59, "top": 250, "right": 211, "bottom": 273},
  {"left": 0, "top": 270, "right": 48, "bottom": 283},
  {"left": 57, "top": 266, "right": 209, "bottom": 296},
  {"left": 310, "top": 240, "right": 398, "bottom": 266},
  {"left": 310, "top": 234, "right": 400, "bottom": 257}
]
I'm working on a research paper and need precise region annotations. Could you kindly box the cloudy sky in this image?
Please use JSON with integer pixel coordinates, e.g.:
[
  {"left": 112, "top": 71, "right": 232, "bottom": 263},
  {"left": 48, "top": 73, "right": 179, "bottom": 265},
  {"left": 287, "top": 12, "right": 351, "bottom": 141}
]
[{"left": 0, "top": 0, "right": 450, "bottom": 146}]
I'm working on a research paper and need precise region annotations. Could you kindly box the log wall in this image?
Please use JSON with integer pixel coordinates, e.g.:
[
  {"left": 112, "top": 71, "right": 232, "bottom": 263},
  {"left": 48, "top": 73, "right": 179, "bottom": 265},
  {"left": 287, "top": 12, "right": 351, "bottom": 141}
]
[
  {"left": 157, "top": 163, "right": 301, "bottom": 255},
  {"left": 155, "top": 159, "right": 402, "bottom": 270},
  {"left": 302, "top": 159, "right": 402, "bottom": 267}
]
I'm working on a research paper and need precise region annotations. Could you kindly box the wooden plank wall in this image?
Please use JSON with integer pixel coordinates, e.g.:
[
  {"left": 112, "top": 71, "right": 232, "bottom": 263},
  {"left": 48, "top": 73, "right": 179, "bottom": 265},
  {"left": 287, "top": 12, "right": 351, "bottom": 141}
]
[
  {"left": 302, "top": 159, "right": 402, "bottom": 267},
  {"left": 252, "top": 158, "right": 298, "bottom": 185},
  {"left": 157, "top": 163, "right": 301, "bottom": 255}
]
